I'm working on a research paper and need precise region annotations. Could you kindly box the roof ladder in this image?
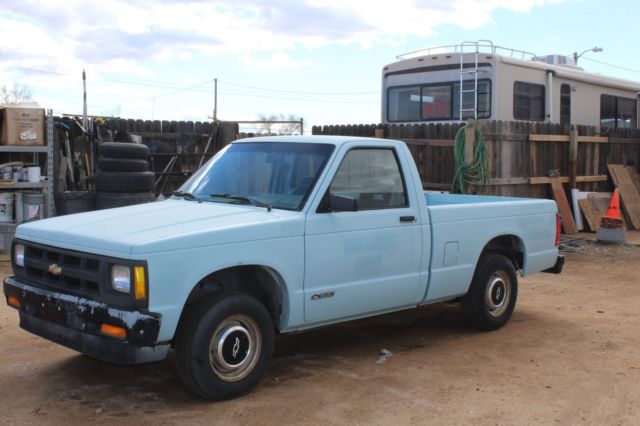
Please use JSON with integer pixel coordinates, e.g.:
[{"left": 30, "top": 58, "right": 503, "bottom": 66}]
[{"left": 458, "top": 40, "right": 485, "bottom": 121}]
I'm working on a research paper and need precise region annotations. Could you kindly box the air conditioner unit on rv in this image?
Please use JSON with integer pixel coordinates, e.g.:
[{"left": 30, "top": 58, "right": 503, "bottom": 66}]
[{"left": 532, "top": 54, "right": 578, "bottom": 68}]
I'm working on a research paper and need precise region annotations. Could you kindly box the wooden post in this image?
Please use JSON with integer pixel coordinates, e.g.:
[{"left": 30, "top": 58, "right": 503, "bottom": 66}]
[
  {"left": 464, "top": 123, "right": 476, "bottom": 163},
  {"left": 374, "top": 128, "right": 385, "bottom": 139},
  {"left": 569, "top": 126, "right": 578, "bottom": 188}
]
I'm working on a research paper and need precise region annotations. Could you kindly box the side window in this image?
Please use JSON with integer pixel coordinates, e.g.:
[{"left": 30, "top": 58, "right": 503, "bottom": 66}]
[
  {"left": 560, "top": 84, "right": 571, "bottom": 125},
  {"left": 600, "top": 94, "right": 616, "bottom": 127},
  {"left": 329, "top": 149, "right": 408, "bottom": 211},
  {"left": 601, "top": 94, "right": 637, "bottom": 128},
  {"left": 513, "top": 81, "right": 545, "bottom": 121}
]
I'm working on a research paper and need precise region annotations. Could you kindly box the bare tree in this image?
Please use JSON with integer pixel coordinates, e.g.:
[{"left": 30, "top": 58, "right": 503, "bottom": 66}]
[
  {"left": 1, "top": 82, "right": 33, "bottom": 104},
  {"left": 257, "top": 114, "right": 279, "bottom": 135},
  {"left": 278, "top": 114, "right": 302, "bottom": 135},
  {"left": 257, "top": 113, "right": 302, "bottom": 135}
]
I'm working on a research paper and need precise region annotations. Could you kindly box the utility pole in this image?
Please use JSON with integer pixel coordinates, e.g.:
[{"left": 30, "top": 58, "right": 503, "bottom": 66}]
[
  {"left": 213, "top": 78, "right": 218, "bottom": 123},
  {"left": 82, "top": 69, "right": 88, "bottom": 131}
]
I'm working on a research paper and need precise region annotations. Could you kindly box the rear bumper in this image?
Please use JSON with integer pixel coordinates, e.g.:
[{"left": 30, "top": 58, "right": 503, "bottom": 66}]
[
  {"left": 543, "top": 254, "right": 564, "bottom": 274},
  {"left": 3, "top": 276, "right": 168, "bottom": 365}
]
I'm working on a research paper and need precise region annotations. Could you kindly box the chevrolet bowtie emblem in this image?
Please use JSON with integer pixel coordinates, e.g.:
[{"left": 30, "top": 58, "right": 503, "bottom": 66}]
[{"left": 48, "top": 263, "right": 62, "bottom": 276}]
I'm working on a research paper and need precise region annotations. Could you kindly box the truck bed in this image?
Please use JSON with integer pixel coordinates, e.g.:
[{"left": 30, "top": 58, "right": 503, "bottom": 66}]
[{"left": 422, "top": 192, "right": 558, "bottom": 303}]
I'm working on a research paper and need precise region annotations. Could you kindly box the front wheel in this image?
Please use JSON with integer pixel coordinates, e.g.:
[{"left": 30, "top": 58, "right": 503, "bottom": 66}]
[
  {"left": 175, "top": 293, "right": 275, "bottom": 400},
  {"left": 461, "top": 254, "right": 518, "bottom": 331}
]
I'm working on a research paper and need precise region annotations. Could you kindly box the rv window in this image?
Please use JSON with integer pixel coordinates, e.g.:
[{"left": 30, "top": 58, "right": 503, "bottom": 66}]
[
  {"left": 560, "top": 84, "right": 571, "bottom": 126},
  {"left": 617, "top": 97, "right": 636, "bottom": 128},
  {"left": 421, "top": 85, "right": 451, "bottom": 120},
  {"left": 387, "top": 79, "right": 491, "bottom": 122},
  {"left": 453, "top": 80, "right": 491, "bottom": 119},
  {"left": 388, "top": 86, "right": 421, "bottom": 121},
  {"left": 600, "top": 94, "right": 637, "bottom": 128},
  {"left": 513, "top": 81, "right": 545, "bottom": 121}
]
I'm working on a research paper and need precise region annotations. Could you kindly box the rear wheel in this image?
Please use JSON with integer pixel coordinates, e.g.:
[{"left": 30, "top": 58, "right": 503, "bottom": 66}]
[
  {"left": 461, "top": 254, "right": 518, "bottom": 331},
  {"left": 175, "top": 293, "right": 274, "bottom": 400}
]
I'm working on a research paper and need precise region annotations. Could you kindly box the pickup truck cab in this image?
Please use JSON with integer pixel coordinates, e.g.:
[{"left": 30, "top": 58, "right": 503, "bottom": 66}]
[{"left": 3, "top": 136, "right": 563, "bottom": 400}]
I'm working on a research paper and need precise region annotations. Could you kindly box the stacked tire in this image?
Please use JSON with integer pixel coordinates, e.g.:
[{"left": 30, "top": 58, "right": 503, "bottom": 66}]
[{"left": 95, "top": 142, "right": 156, "bottom": 210}]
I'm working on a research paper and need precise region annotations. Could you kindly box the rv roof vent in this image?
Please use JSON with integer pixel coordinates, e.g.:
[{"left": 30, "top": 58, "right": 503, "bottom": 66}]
[{"left": 532, "top": 54, "right": 578, "bottom": 68}]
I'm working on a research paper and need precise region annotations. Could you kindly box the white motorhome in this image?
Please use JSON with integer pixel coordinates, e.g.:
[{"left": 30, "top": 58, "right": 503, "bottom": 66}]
[{"left": 382, "top": 40, "right": 640, "bottom": 128}]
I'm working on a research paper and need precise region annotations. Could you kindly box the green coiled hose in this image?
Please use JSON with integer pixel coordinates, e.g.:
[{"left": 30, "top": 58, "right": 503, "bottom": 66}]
[{"left": 451, "top": 123, "right": 489, "bottom": 194}]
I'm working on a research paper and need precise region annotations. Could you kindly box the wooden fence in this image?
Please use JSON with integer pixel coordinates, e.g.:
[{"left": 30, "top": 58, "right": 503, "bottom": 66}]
[
  {"left": 58, "top": 116, "right": 640, "bottom": 199},
  {"left": 312, "top": 121, "right": 640, "bottom": 198},
  {"left": 102, "top": 118, "right": 238, "bottom": 195}
]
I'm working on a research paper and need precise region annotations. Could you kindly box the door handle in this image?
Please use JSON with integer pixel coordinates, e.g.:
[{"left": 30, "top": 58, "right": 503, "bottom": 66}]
[{"left": 399, "top": 216, "right": 416, "bottom": 223}]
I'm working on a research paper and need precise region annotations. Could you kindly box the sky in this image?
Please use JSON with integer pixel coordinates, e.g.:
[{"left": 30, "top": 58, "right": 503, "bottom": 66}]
[{"left": 2, "top": 0, "right": 640, "bottom": 133}]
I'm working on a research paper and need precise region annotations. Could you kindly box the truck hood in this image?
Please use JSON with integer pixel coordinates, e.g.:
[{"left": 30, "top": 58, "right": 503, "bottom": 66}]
[{"left": 16, "top": 199, "right": 303, "bottom": 258}]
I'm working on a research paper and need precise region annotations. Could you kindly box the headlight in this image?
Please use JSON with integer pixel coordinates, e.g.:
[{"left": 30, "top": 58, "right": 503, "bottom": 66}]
[
  {"left": 111, "top": 265, "right": 131, "bottom": 294},
  {"left": 14, "top": 244, "right": 25, "bottom": 267}
]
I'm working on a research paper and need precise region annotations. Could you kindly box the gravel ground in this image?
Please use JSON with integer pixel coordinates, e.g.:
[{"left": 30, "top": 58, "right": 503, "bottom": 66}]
[{"left": 0, "top": 239, "right": 639, "bottom": 425}]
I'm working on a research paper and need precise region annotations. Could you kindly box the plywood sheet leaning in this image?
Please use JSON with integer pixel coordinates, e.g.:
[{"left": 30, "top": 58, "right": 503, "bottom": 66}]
[
  {"left": 607, "top": 164, "right": 640, "bottom": 229},
  {"left": 627, "top": 166, "right": 640, "bottom": 195},
  {"left": 578, "top": 193, "right": 613, "bottom": 232},
  {"left": 550, "top": 176, "right": 577, "bottom": 234}
]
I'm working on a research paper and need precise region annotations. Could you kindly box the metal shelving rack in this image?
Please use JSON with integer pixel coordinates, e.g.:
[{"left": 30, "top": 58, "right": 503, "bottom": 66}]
[{"left": 0, "top": 109, "right": 55, "bottom": 250}]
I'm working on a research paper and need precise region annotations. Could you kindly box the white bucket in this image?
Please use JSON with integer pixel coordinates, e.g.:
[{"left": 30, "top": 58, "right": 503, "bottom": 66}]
[
  {"left": 27, "top": 167, "right": 41, "bottom": 183},
  {"left": 23, "top": 192, "right": 45, "bottom": 222},
  {"left": 0, "top": 193, "right": 15, "bottom": 222}
]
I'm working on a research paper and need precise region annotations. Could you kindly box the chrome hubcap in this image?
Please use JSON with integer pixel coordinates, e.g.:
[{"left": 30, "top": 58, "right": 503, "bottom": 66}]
[
  {"left": 485, "top": 271, "right": 511, "bottom": 318},
  {"left": 209, "top": 315, "right": 261, "bottom": 382}
]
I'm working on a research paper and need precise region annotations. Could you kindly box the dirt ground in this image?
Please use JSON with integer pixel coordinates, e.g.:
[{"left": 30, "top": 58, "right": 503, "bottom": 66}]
[{"left": 0, "top": 237, "right": 639, "bottom": 425}]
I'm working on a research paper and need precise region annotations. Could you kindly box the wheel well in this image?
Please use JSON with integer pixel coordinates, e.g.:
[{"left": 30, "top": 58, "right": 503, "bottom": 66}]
[
  {"left": 178, "top": 265, "right": 285, "bottom": 335},
  {"left": 481, "top": 235, "right": 525, "bottom": 271}
]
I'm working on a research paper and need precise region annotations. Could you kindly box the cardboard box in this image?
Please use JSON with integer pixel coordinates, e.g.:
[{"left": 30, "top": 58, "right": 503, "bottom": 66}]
[{"left": 0, "top": 107, "right": 45, "bottom": 146}]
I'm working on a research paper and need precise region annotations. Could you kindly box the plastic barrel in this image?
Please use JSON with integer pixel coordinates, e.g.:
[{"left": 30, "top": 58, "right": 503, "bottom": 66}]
[
  {"left": 23, "top": 192, "right": 45, "bottom": 222},
  {"left": 0, "top": 193, "right": 15, "bottom": 222}
]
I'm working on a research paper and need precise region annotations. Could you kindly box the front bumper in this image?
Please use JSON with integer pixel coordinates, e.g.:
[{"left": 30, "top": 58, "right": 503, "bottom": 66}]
[{"left": 3, "top": 277, "right": 167, "bottom": 365}]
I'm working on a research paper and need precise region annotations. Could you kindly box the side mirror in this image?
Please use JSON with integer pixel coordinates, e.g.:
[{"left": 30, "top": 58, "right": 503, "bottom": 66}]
[{"left": 329, "top": 194, "right": 358, "bottom": 212}]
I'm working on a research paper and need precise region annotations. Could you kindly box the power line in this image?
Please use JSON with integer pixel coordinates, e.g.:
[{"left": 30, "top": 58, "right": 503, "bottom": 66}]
[
  {"left": 581, "top": 57, "right": 640, "bottom": 75},
  {"left": 97, "top": 78, "right": 378, "bottom": 104},
  {"left": 101, "top": 74, "right": 378, "bottom": 96},
  {"left": 217, "top": 79, "right": 379, "bottom": 95}
]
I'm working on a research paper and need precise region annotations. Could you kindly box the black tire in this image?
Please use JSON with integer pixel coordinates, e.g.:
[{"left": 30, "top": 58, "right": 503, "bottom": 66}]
[
  {"left": 99, "top": 142, "right": 150, "bottom": 160},
  {"left": 95, "top": 171, "right": 155, "bottom": 193},
  {"left": 175, "top": 293, "right": 274, "bottom": 400},
  {"left": 96, "top": 192, "right": 155, "bottom": 209},
  {"left": 98, "top": 157, "right": 149, "bottom": 172},
  {"left": 461, "top": 254, "right": 518, "bottom": 331}
]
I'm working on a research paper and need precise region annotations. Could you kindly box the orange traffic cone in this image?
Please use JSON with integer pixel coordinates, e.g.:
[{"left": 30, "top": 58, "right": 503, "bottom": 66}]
[
  {"left": 603, "top": 188, "right": 622, "bottom": 221},
  {"left": 597, "top": 188, "right": 625, "bottom": 242}
]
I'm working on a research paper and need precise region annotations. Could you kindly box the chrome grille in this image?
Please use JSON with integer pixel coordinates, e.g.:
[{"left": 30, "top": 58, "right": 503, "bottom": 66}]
[{"left": 20, "top": 244, "right": 102, "bottom": 296}]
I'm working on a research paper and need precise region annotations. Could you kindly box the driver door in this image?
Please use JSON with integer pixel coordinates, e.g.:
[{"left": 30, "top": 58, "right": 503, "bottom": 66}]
[{"left": 303, "top": 144, "right": 423, "bottom": 323}]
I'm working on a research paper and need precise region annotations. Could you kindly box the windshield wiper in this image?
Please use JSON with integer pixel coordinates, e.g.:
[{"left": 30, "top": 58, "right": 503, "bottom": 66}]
[
  {"left": 210, "top": 193, "right": 272, "bottom": 212},
  {"left": 172, "top": 191, "right": 205, "bottom": 202}
]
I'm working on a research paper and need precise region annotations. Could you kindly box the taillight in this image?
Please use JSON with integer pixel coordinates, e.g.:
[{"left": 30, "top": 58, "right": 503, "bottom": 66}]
[{"left": 555, "top": 213, "right": 561, "bottom": 247}]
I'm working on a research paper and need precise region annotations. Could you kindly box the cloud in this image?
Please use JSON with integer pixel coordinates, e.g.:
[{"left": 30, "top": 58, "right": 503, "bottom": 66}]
[
  {"left": 0, "top": 0, "right": 567, "bottom": 113},
  {"left": 241, "top": 52, "right": 316, "bottom": 71},
  {"left": 2, "top": 0, "right": 567, "bottom": 66}
]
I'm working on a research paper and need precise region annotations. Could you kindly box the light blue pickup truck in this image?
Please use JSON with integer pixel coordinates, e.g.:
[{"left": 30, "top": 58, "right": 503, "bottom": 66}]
[{"left": 3, "top": 136, "right": 563, "bottom": 400}]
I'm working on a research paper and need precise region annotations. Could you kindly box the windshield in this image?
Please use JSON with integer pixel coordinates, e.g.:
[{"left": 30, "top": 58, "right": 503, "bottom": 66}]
[{"left": 179, "top": 142, "right": 335, "bottom": 211}]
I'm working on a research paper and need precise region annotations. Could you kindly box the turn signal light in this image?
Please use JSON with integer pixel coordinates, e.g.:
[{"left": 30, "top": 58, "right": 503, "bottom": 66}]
[
  {"left": 133, "top": 266, "right": 146, "bottom": 301},
  {"left": 100, "top": 324, "right": 126, "bottom": 340},
  {"left": 7, "top": 296, "right": 20, "bottom": 309}
]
